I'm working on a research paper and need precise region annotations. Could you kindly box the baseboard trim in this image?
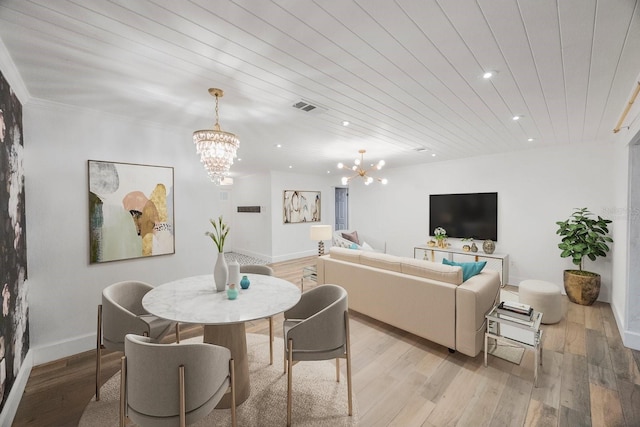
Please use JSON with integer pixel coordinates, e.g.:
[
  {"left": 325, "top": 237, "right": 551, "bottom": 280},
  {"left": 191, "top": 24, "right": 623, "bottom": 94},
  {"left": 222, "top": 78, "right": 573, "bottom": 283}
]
[
  {"left": 32, "top": 332, "right": 94, "bottom": 366},
  {"left": 271, "top": 250, "right": 317, "bottom": 263},
  {"left": 610, "top": 300, "right": 640, "bottom": 350},
  {"left": 624, "top": 329, "right": 640, "bottom": 350},
  {"left": 0, "top": 349, "right": 33, "bottom": 425}
]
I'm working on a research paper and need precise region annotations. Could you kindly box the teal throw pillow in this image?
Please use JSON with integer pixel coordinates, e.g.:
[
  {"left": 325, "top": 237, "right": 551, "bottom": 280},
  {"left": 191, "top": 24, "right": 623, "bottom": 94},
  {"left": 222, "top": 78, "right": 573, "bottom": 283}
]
[
  {"left": 442, "top": 258, "right": 487, "bottom": 281},
  {"left": 349, "top": 243, "right": 358, "bottom": 249}
]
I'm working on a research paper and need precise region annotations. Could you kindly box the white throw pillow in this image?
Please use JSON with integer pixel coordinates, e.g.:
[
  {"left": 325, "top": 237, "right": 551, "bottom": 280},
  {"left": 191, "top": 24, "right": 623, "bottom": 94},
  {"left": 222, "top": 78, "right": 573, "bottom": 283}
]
[{"left": 361, "top": 241, "right": 374, "bottom": 251}]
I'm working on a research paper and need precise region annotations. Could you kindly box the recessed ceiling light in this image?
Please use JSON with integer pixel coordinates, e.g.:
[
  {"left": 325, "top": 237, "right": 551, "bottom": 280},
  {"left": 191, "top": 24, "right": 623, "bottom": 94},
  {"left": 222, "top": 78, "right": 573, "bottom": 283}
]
[
  {"left": 288, "top": 165, "right": 293, "bottom": 169},
  {"left": 237, "top": 158, "right": 242, "bottom": 161},
  {"left": 327, "top": 170, "right": 331, "bottom": 174},
  {"left": 482, "top": 71, "right": 494, "bottom": 79},
  {"left": 342, "top": 121, "right": 350, "bottom": 126},
  {"left": 512, "top": 115, "right": 522, "bottom": 121},
  {"left": 527, "top": 138, "right": 535, "bottom": 142},
  {"left": 431, "top": 153, "right": 436, "bottom": 157},
  {"left": 276, "top": 144, "right": 282, "bottom": 148}
]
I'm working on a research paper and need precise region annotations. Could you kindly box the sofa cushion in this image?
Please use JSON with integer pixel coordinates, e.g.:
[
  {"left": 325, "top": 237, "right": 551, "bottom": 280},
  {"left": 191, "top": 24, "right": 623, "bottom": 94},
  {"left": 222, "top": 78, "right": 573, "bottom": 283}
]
[
  {"left": 360, "top": 252, "right": 402, "bottom": 272},
  {"left": 442, "top": 258, "right": 487, "bottom": 281},
  {"left": 329, "top": 247, "right": 362, "bottom": 263},
  {"left": 401, "top": 258, "right": 463, "bottom": 285},
  {"left": 341, "top": 230, "right": 360, "bottom": 245}
]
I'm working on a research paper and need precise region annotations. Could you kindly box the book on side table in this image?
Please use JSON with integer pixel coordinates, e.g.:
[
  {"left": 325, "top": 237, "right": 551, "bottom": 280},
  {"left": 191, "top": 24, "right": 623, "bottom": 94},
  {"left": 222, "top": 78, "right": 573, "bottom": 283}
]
[{"left": 496, "top": 301, "right": 533, "bottom": 322}]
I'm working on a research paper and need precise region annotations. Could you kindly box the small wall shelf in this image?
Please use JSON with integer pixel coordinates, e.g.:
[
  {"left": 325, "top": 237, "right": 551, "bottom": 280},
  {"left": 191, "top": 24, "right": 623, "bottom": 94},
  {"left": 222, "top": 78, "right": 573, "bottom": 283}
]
[{"left": 413, "top": 245, "right": 509, "bottom": 286}]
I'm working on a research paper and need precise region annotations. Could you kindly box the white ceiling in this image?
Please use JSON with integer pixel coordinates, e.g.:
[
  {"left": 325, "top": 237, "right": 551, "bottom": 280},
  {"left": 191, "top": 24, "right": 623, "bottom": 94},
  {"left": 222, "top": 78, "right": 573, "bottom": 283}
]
[{"left": 1, "top": 0, "right": 639, "bottom": 178}]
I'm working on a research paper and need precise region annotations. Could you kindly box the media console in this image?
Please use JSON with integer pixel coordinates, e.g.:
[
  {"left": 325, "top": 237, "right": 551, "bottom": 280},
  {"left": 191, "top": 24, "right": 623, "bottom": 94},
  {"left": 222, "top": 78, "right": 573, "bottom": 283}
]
[{"left": 413, "top": 245, "right": 509, "bottom": 286}]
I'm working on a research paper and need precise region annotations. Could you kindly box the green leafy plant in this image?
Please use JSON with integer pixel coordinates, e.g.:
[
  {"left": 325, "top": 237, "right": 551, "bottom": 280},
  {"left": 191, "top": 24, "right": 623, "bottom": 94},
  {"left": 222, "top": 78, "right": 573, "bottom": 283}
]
[
  {"left": 205, "top": 215, "right": 229, "bottom": 253},
  {"left": 556, "top": 208, "right": 613, "bottom": 271}
]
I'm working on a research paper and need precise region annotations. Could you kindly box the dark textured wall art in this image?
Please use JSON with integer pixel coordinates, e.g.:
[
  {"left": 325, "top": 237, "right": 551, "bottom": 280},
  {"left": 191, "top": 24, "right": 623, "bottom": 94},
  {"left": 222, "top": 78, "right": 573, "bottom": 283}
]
[
  {"left": 0, "top": 69, "right": 29, "bottom": 411},
  {"left": 88, "top": 160, "right": 175, "bottom": 263}
]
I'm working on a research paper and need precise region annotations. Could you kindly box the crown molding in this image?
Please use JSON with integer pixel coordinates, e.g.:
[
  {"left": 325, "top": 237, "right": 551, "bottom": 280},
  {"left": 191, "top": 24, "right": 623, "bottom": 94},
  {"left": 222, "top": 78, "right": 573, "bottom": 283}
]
[{"left": 0, "top": 38, "right": 30, "bottom": 104}]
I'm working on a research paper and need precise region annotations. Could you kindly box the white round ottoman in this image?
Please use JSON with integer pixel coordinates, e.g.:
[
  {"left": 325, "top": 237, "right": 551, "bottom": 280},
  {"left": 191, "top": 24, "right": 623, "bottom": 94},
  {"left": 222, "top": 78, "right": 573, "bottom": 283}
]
[{"left": 519, "top": 280, "right": 563, "bottom": 324}]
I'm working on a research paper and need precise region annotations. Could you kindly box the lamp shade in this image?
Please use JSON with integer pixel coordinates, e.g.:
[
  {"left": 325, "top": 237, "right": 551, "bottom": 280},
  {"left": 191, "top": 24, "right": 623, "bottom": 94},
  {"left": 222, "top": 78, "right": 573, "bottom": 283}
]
[{"left": 310, "top": 225, "right": 332, "bottom": 241}]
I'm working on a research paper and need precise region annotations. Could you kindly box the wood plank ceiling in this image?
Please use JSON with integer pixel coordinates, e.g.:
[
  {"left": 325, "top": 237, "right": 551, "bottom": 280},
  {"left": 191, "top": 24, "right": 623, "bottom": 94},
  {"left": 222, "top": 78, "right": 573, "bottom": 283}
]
[{"left": 0, "top": 0, "right": 639, "bottom": 177}]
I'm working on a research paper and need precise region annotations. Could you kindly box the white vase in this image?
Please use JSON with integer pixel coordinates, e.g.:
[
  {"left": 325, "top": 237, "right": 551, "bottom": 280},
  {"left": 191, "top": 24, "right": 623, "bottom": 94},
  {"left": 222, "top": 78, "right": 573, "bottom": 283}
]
[
  {"left": 228, "top": 260, "right": 240, "bottom": 287},
  {"left": 214, "top": 252, "right": 228, "bottom": 292}
]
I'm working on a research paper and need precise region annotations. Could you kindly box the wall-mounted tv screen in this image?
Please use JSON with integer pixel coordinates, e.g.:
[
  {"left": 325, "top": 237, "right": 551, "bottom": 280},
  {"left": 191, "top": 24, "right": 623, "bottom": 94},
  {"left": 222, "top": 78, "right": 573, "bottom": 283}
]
[{"left": 429, "top": 192, "right": 498, "bottom": 241}]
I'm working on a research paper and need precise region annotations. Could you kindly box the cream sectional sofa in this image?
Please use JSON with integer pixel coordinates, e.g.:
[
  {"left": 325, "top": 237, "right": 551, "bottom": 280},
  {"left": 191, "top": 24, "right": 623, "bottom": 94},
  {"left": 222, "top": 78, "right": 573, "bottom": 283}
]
[{"left": 316, "top": 247, "right": 501, "bottom": 357}]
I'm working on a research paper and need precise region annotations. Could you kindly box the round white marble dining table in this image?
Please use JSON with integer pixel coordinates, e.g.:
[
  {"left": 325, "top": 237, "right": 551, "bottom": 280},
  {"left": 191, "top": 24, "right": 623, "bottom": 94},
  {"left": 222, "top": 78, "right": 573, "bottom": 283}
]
[{"left": 142, "top": 273, "right": 301, "bottom": 408}]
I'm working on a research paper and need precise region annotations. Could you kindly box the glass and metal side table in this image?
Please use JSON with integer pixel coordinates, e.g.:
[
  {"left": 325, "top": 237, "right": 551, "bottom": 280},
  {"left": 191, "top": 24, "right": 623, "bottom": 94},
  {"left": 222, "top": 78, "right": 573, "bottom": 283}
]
[
  {"left": 484, "top": 305, "right": 544, "bottom": 386},
  {"left": 301, "top": 265, "right": 317, "bottom": 292}
]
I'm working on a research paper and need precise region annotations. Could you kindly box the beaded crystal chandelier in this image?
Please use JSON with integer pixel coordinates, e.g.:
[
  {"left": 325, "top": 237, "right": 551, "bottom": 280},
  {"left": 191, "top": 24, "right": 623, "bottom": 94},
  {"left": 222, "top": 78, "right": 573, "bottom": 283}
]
[
  {"left": 193, "top": 88, "right": 240, "bottom": 185},
  {"left": 338, "top": 149, "right": 388, "bottom": 185}
]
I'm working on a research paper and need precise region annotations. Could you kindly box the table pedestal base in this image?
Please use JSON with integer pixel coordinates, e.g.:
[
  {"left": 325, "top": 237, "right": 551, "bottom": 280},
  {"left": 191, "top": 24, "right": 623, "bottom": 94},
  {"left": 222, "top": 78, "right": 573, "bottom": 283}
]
[{"left": 204, "top": 323, "right": 249, "bottom": 408}]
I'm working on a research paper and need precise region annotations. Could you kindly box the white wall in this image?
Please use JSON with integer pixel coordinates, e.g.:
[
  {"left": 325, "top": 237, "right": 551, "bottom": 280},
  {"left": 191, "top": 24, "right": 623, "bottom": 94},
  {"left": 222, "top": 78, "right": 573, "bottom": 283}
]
[
  {"left": 269, "top": 171, "right": 336, "bottom": 262},
  {"left": 349, "top": 143, "right": 616, "bottom": 298},
  {"left": 24, "top": 100, "right": 229, "bottom": 364},
  {"left": 230, "top": 173, "right": 272, "bottom": 260}
]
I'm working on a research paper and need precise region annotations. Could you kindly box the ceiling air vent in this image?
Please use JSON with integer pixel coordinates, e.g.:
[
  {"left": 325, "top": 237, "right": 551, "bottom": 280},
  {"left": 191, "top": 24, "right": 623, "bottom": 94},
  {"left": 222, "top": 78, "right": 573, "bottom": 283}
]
[{"left": 291, "top": 99, "right": 327, "bottom": 114}]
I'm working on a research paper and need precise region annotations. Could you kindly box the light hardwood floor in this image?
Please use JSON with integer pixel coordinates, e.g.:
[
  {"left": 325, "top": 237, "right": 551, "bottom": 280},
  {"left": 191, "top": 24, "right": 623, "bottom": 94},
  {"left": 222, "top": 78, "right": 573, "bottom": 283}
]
[{"left": 13, "top": 256, "right": 640, "bottom": 426}]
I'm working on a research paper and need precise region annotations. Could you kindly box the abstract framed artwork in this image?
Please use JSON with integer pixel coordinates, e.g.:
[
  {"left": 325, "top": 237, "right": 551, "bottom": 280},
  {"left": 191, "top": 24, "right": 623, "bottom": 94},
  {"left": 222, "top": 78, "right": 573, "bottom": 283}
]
[
  {"left": 283, "top": 190, "right": 321, "bottom": 224},
  {"left": 88, "top": 160, "right": 175, "bottom": 263}
]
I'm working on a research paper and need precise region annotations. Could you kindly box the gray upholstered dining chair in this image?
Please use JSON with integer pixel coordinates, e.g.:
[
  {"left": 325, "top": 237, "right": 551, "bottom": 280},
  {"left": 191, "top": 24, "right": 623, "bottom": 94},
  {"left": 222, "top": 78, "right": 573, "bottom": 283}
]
[
  {"left": 239, "top": 264, "right": 276, "bottom": 364},
  {"left": 120, "top": 334, "right": 236, "bottom": 427},
  {"left": 96, "top": 280, "right": 179, "bottom": 401},
  {"left": 283, "top": 284, "right": 352, "bottom": 426}
]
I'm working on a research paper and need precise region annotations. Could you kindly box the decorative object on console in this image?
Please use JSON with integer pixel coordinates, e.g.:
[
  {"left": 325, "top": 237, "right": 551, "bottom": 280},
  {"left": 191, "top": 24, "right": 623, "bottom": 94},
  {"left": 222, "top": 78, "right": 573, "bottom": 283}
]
[
  {"left": 434, "top": 227, "right": 447, "bottom": 248},
  {"left": 442, "top": 258, "right": 487, "bottom": 281},
  {"left": 240, "top": 275, "right": 251, "bottom": 289},
  {"left": 483, "top": 239, "right": 495, "bottom": 254},
  {"left": 192, "top": 88, "right": 239, "bottom": 185},
  {"left": 556, "top": 207, "right": 613, "bottom": 305},
  {"left": 310, "top": 224, "right": 333, "bottom": 255},
  {"left": 206, "top": 215, "right": 230, "bottom": 291},
  {"left": 338, "top": 149, "right": 388, "bottom": 185},
  {"left": 284, "top": 190, "right": 321, "bottom": 223},
  {"left": 462, "top": 237, "right": 474, "bottom": 252}
]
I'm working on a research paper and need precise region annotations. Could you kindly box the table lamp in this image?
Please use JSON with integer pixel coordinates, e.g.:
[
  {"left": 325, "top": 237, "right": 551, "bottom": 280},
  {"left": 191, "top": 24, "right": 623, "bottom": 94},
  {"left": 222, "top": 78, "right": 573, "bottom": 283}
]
[{"left": 310, "top": 225, "right": 332, "bottom": 256}]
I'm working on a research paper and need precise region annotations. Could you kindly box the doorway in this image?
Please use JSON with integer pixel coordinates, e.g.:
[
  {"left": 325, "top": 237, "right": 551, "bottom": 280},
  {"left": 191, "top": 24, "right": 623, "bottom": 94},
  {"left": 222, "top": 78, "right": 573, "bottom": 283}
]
[{"left": 335, "top": 187, "right": 348, "bottom": 231}]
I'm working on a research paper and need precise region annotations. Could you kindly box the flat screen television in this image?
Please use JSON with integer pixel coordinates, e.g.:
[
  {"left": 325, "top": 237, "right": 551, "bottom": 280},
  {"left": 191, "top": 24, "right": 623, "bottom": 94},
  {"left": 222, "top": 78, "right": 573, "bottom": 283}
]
[{"left": 429, "top": 192, "right": 498, "bottom": 241}]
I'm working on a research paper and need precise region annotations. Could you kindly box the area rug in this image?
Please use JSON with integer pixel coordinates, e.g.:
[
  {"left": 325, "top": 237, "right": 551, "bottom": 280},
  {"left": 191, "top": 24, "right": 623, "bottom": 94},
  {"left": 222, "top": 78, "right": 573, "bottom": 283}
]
[
  {"left": 224, "top": 252, "right": 269, "bottom": 266},
  {"left": 81, "top": 334, "right": 358, "bottom": 426}
]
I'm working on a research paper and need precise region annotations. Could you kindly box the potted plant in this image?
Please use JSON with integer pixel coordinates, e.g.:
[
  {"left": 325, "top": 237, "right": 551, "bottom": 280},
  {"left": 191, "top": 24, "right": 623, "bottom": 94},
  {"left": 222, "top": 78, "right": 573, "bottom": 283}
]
[
  {"left": 556, "top": 207, "right": 613, "bottom": 305},
  {"left": 206, "top": 215, "right": 230, "bottom": 292}
]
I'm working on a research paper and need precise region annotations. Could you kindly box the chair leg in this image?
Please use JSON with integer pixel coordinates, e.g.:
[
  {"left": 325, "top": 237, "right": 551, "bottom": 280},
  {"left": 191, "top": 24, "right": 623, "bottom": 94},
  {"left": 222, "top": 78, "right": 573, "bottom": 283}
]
[
  {"left": 230, "top": 359, "right": 237, "bottom": 427},
  {"left": 96, "top": 304, "right": 102, "bottom": 401},
  {"left": 335, "top": 358, "right": 340, "bottom": 382},
  {"left": 119, "top": 356, "right": 126, "bottom": 427},
  {"left": 345, "top": 312, "right": 353, "bottom": 416},
  {"left": 287, "top": 338, "right": 294, "bottom": 427},
  {"left": 179, "top": 365, "right": 186, "bottom": 427},
  {"left": 269, "top": 317, "right": 274, "bottom": 365}
]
